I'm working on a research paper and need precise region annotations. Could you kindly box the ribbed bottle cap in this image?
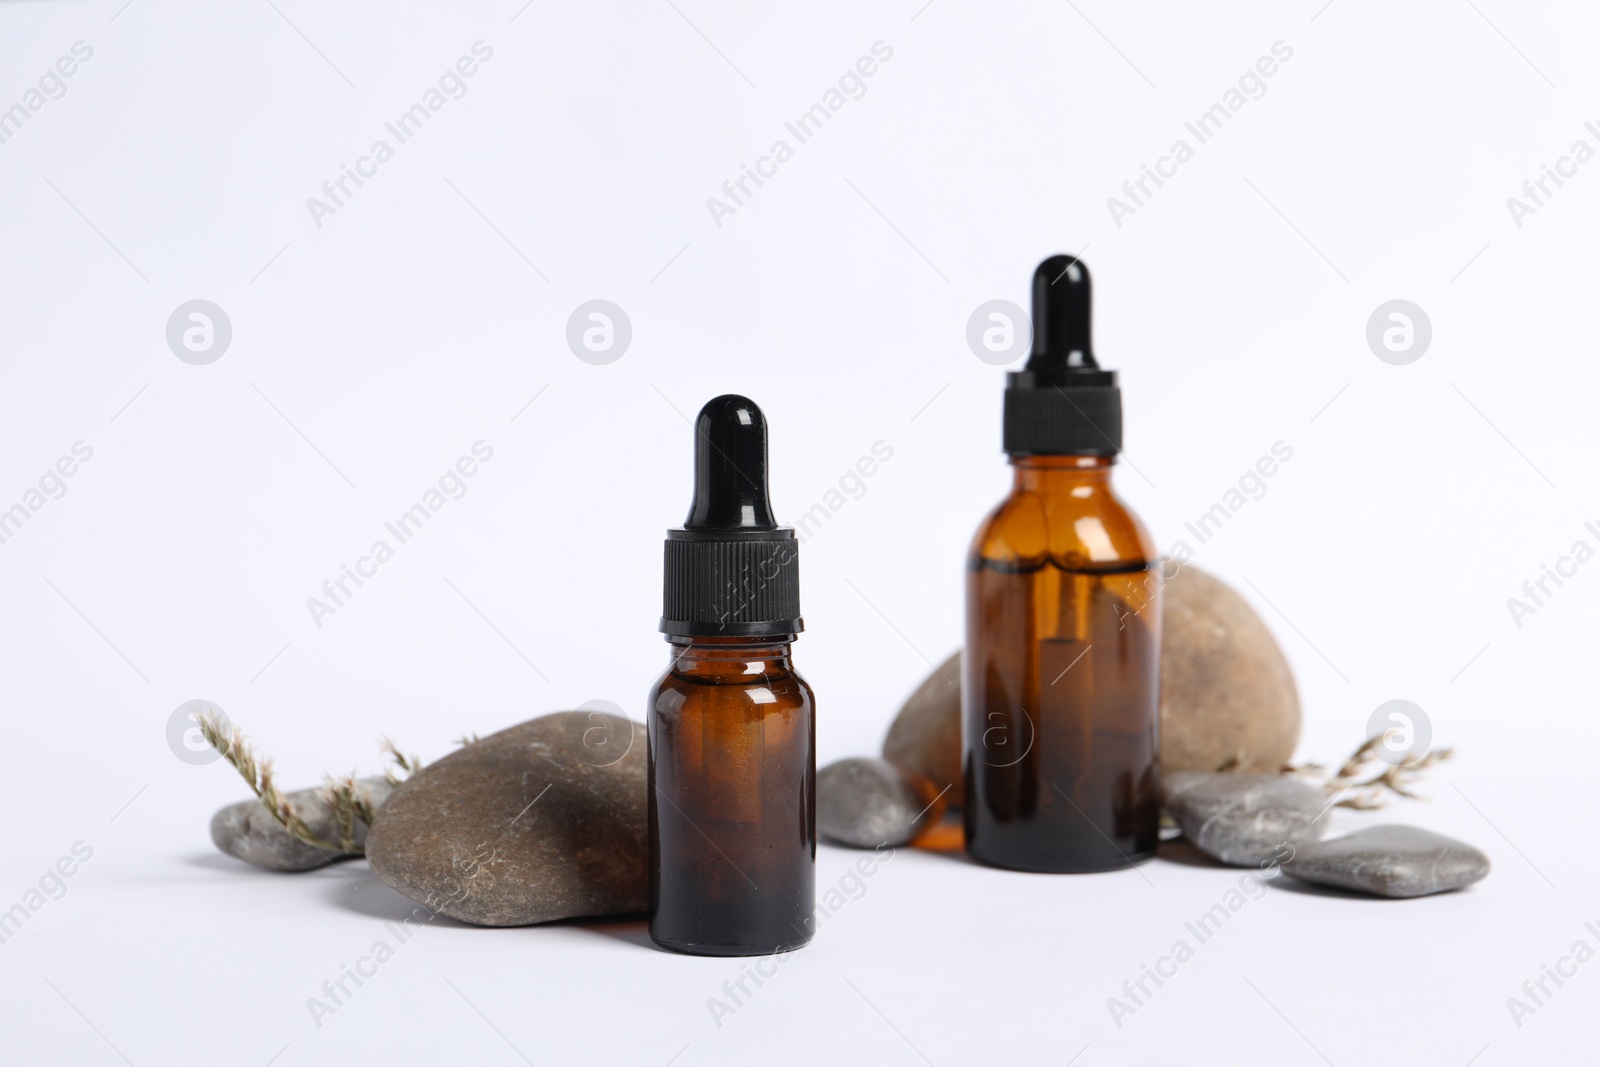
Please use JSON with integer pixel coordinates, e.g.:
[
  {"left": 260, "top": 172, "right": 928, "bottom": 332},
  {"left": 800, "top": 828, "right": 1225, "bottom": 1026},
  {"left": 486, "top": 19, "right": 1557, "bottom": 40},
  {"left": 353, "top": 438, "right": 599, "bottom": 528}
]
[
  {"left": 1002, "top": 256, "right": 1123, "bottom": 456},
  {"left": 660, "top": 395, "right": 803, "bottom": 638}
]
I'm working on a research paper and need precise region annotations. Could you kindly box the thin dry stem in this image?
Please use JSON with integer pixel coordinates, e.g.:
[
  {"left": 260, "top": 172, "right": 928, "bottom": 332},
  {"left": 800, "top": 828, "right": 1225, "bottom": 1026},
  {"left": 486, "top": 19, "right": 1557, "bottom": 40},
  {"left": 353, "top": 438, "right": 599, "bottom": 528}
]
[
  {"left": 198, "top": 712, "right": 363, "bottom": 854},
  {"left": 319, "top": 774, "right": 359, "bottom": 853},
  {"left": 379, "top": 737, "right": 424, "bottom": 788},
  {"left": 1285, "top": 728, "right": 1453, "bottom": 809}
]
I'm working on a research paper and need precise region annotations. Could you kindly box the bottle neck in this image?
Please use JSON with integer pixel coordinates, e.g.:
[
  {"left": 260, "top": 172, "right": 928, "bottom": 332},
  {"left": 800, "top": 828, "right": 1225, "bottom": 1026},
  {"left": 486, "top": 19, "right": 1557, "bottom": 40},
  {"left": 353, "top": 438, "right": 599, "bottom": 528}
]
[
  {"left": 667, "top": 635, "right": 795, "bottom": 679},
  {"left": 1007, "top": 454, "right": 1115, "bottom": 493}
]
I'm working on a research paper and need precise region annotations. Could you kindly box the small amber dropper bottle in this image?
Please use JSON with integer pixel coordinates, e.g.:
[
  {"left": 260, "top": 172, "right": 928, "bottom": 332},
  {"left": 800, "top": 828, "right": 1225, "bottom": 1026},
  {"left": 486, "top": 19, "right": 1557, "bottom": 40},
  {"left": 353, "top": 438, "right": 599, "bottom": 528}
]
[
  {"left": 648, "top": 395, "right": 816, "bottom": 956},
  {"left": 964, "top": 257, "right": 1162, "bottom": 873}
]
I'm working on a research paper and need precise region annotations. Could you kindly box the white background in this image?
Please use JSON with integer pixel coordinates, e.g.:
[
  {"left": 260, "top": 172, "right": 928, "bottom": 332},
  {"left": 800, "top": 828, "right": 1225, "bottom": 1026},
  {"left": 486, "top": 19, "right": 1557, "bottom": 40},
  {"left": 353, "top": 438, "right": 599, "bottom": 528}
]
[{"left": 1, "top": 0, "right": 1596, "bottom": 1063}]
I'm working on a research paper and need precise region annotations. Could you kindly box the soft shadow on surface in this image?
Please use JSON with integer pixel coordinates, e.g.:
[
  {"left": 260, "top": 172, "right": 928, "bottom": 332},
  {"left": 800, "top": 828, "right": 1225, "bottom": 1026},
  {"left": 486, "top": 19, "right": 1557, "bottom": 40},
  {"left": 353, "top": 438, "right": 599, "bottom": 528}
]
[
  {"left": 330, "top": 866, "right": 656, "bottom": 936},
  {"left": 197, "top": 848, "right": 653, "bottom": 938},
  {"left": 184, "top": 851, "right": 255, "bottom": 872},
  {"left": 905, "top": 843, "right": 982, "bottom": 866},
  {"left": 1155, "top": 837, "right": 1227, "bottom": 868},
  {"left": 182, "top": 851, "right": 362, "bottom": 875},
  {"left": 325, "top": 864, "right": 477, "bottom": 927},
  {"left": 820, "top": 837, "right": 983, "bottom": 867},
  {"left": 564, "top": 915, "right": 657, "bottom": 950},
  {"left": 1268, "top": 874, "right": 1447, "bottom": 900}
]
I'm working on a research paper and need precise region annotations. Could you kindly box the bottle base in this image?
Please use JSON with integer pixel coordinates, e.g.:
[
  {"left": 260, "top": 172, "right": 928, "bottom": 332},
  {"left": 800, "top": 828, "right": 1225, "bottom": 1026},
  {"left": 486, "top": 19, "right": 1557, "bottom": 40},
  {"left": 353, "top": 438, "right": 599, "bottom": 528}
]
[
  {"left": 966, "top": 845, "right": 1156, "bottom": 875},
  {"left": 649, "top": 932, "right": 813, "bottom": 958}
]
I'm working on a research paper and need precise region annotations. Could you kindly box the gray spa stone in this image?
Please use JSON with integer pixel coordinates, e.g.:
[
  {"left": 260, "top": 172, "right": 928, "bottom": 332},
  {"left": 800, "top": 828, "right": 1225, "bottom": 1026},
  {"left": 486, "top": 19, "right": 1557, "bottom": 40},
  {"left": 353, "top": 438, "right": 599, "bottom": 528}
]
[
  {"left": 1278, "top": 824, "right": 1490, "bottom": 898},
  {"left": 818, "top": 758, "right": 944, "bottom": 848},
  {"left": 1163, "top": 771, "right": 1329, "bottom": 866},
  {"left": 211, "top": 777, "right": 392, "bottom": 871}
]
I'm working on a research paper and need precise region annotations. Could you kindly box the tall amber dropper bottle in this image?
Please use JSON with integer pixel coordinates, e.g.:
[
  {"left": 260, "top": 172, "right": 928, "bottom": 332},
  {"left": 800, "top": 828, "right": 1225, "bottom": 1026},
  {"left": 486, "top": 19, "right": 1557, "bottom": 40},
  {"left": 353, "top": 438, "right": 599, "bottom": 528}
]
[
  {"left": 964, "top": 256, "right": 1161, "bottom": 873},
  {"left": 648, "top": 395, "right": 816, "bottom": 955}
]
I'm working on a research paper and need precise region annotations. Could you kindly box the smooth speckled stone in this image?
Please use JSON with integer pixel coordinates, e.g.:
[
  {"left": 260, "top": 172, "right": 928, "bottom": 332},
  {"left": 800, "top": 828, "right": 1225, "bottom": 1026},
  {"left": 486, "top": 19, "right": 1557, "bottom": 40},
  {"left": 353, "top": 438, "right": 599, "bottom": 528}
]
[
  {"left": 819, "top": 758, "right": 945, "bottom": 848},
  {"left": 1160, "top": 564, "right": 1301, "bottom": 775},
  {"left": 881, "top": 564, "right": 1303, "bottom": 810},
  {"left": 365, "top": 711, "right": 648, "bottom": 926},
  {"left": 210, "top": 778, "right": 391, "bottom": 872},
  {"left": 882, "top": 652, "right": 963, "bottom": 807},
  {"left": 1163, "top": 771, "right": 1329, "bottom": 866},
  {"left": 1279, "top": 825, "right": 1490, "bottom": 898}
]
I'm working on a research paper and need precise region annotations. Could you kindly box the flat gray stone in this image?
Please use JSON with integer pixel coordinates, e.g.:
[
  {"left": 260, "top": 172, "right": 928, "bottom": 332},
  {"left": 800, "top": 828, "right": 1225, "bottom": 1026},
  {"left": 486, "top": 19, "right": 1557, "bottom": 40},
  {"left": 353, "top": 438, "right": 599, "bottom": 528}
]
[
  {"left": 365, "top": 711, "right": 648, "bottom": 926},
  {"left": 1163, "top": 771, "right": 1328, "bottom": 866},
  {"left": 819, "top": 758, "right": 944, "bottom": 848},
  {"left": 1278, "top": 825, "right": 1490, "bottom": 898},
  {"left": 211, "top": 777, "right": 391, "bottom": 872}
]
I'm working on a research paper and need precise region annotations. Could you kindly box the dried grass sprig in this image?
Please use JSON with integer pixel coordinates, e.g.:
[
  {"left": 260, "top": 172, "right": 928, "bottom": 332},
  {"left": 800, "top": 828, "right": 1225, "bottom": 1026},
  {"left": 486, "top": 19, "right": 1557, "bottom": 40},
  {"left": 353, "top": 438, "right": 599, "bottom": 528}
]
[
  {"left": 320, "top": 773, "right": 368, "bottom": 853},
  {"left": 197, "top": 711, "right": 345, "bottom": 852},
  {"left": 379, "top": 737, "right": 424, "bottom": 787},
  {"left": 1284, "top": 729, "right": 1453, "bottom": 809},
  {"left": 198, "top": 714, "right": 420, "bottom": 855}
]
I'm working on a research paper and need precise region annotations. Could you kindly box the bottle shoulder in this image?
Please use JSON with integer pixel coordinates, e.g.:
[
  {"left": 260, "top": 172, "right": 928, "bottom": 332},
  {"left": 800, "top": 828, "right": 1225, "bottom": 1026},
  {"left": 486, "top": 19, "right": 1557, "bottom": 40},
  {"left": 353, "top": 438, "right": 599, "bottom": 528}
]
[
  {"left": 970, "top": 480, "right": 1155, "bottom": 570},
  {"left": 648, "top": 656, "right": 814, "bottom": 716}
]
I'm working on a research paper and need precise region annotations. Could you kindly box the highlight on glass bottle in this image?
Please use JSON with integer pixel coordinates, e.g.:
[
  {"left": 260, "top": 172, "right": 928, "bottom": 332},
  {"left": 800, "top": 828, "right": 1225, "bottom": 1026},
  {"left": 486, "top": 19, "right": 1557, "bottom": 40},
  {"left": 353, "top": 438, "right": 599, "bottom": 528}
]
[
  {"left": 963, "top": 256, "right": 1162, "bottom": 873},
  {"left": 647, "top": 394, "right": 817, "bottom": 955}
]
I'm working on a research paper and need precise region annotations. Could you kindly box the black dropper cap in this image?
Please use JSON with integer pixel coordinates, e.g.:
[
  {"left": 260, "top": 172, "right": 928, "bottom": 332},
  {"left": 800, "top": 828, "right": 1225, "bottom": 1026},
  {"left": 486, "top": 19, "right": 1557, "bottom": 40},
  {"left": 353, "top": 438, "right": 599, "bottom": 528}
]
[
  {"left": 660, "top": 395, "right": 803, "bottom": 638},
  {"left": 1002, "top": 255, "right": 1122, "bottom": 456}
]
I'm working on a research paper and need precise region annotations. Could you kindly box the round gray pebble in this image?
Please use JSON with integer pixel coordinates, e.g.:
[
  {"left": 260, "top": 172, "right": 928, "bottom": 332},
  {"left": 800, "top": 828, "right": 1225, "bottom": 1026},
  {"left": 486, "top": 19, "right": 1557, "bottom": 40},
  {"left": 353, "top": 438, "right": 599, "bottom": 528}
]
[{"left": 818, "top": 757, "right": 943, "bottom": 848}]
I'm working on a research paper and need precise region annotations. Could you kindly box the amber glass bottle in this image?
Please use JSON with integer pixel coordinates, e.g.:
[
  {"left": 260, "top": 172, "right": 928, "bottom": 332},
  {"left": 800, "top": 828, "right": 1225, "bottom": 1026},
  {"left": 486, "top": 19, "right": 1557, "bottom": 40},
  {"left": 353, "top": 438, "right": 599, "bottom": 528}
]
[
  {"left": 648, "top": 395, "right": 816, "bottom": 956},
  {"left": 964, "top": 257, "right": 1161, "bottom": 873}
]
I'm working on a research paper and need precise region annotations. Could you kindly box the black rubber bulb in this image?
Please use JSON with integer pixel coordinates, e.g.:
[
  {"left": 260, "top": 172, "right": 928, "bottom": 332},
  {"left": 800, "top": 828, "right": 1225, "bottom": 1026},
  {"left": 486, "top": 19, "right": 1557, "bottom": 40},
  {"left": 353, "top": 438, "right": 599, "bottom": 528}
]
[
  {"left": 683, "top": 394, "right": 778, "bottom": 531},
  {"left": 1028, "top": 254, "right": 1098, "bottom": 370}
]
